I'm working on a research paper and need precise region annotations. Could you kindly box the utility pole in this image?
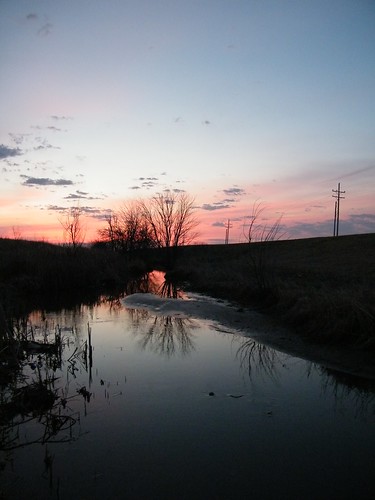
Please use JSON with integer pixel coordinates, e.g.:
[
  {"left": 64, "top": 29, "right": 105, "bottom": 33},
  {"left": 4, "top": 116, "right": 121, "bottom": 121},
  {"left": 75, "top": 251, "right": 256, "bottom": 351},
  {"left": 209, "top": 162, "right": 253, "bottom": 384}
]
[
  {"left": 332, "top": 182, "right": 345, "bottom": 237},
  {"left": 224, "top": 219, "right": 232, "bottom": 244}
]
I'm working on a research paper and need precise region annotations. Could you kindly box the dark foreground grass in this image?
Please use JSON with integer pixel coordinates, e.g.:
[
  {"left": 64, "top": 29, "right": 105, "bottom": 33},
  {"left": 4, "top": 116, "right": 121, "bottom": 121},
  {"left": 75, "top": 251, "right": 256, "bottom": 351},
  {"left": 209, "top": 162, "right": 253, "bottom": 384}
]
[
  {"left": 162, "top": 233, "right": 375, "bottom": 348},
  {"left": 1, "top": 234, "right": 374, "bottom": 348},
  {"left": 0, "top": 238, "right": 146, "bottom": 322}
]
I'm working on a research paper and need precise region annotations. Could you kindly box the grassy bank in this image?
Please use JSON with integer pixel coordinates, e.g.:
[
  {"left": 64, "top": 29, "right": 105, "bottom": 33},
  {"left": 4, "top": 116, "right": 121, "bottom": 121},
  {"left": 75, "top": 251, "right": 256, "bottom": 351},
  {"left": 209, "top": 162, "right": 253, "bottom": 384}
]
[
  {"left": 1, "top": 234, "right": 374, "bottom": 348},
  {"left": 0, "top": 238, "right": 146, "bottom": 321},
  {"left": 161, "top": 233, "right": 375, "bottom": 348}
]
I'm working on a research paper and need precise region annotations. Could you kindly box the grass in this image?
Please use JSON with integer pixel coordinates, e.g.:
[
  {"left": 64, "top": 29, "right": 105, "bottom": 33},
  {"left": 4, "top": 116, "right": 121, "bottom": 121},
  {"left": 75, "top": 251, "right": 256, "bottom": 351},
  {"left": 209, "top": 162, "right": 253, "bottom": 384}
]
[
  {"left": 0, "top": 237, "right": 146, "bottom": 322},
  {"left": 160, "top": 233, "right": 375, "bottom": 348},
  {"left": 1, "top": 234, "right": 374, "bottom": 348}
]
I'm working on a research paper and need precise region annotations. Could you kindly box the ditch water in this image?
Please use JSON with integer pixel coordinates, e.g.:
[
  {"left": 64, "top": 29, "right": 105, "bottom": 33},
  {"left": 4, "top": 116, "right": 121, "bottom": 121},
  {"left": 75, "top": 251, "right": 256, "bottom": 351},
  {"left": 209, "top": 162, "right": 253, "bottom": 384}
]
[{"left": 1, "top": 274, "right": 374, "bottom": 500}]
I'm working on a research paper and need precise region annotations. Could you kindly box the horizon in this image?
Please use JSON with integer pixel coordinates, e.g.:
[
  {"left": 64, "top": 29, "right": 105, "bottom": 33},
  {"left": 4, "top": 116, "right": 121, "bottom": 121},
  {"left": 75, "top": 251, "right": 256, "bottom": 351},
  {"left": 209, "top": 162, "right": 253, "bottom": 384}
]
[
  {"left": 1, "top": 226, "right": 374, "bottom": 248},
  {"left": 1, "top": 1, "right": 374, "bottom": 244}
]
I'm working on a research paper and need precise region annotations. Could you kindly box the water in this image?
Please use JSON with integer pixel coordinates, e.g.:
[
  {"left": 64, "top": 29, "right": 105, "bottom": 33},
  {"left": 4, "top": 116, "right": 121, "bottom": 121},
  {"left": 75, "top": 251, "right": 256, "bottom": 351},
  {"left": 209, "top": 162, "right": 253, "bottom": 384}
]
[{"left": 1, "top": 293, "right": 374, "bottom": 500}]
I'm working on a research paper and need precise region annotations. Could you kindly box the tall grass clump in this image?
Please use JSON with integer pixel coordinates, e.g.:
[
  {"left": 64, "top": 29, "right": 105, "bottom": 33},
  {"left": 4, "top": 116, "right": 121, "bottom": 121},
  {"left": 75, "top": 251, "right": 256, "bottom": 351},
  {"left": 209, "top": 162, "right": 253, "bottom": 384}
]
[{"left": 277, "top": 284, "right": 375, "bottom": 347}]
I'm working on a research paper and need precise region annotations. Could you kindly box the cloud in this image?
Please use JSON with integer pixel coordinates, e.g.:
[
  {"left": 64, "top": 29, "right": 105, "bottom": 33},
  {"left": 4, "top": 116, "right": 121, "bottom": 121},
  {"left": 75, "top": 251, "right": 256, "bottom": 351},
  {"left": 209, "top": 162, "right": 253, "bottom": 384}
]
[
  {"left": 32, "top": 125, "right": 67, "bottom": 133},
  {"left": 143, "top": 182, "right": 158, "bottom": 189},
  {"left": 47, "top": 126, "right": 67, "bottom": 132},
  {"left": 77, "top": 206, "right": 103, "bottom": 216},
  {"left": 26, "top": 13, "right": 38, "bottom": 21},
  {"left": 38, "top": 23, "right": 53, "bottom": 36},
  {"left": 64, "top": 190, "right": 103, "bottom": 200},
  {"left": 33, "top": 138, "right": 60, "bottom": 150},
  {"left": 212, "top": 221, "right": 226, "bottom": 227},
  {"left": 223, "top": 187, "right": 246, "bottom": 196},
  {"left": 288, "top": 213, "right": 375, "bottom": 239},
  {"left": 0, "top": 144, "right": 22, "bottom": 159},
  {"left": 9, "top": 133, "right": 30, "bottom": 145},
  {"left": 348, "top": 213, "right": 375, "bottom": 232},
  {"left": 21, "top": 176, "right": 74, "bottom": 186},
  {"left": 133, "top": 176, "right": 160, "bottom": 189},
  {"left": 45, "top": 205, "right": 66, "bottom": 212},
  {"left": 50, "top": 115, "right": 73, "bottom": 121},
  {"left": 90, "top": 209, "right": 114, "bottom": 220},
  {"left": 201, "top": 203, "right": 231, "bottom": 211},
  {"left": 45, "top": 204, "right": 109, "bottom": 220}
]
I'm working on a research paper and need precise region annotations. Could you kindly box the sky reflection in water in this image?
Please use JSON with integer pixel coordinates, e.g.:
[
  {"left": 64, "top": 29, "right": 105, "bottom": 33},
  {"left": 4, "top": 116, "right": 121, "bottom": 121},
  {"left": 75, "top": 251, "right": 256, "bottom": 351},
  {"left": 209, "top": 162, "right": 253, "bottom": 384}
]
[{"left": 1, "top": 296, "right": 374, "bottom": 500}]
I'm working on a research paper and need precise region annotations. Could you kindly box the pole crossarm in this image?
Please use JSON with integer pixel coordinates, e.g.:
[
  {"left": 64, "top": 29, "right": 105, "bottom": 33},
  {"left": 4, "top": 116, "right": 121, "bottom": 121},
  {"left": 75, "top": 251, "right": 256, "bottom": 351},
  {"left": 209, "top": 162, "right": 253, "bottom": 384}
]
[{"left": 332, "top": 182, "right": 346, "bottom": 237}]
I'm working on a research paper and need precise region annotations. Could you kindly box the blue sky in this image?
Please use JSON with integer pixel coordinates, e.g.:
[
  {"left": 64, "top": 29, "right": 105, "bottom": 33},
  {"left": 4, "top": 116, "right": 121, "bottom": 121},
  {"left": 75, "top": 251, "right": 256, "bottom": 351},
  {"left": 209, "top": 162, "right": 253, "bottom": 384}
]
[{"left": 1, "top": 0, "right": 374, "bottom": 243}]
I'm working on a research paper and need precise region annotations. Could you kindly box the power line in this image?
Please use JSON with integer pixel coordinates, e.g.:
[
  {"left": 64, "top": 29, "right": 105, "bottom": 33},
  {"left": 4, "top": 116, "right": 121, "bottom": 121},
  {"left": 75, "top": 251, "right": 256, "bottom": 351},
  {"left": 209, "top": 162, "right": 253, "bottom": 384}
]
[{"left": 332, "top": 182, "right": 345, "bottom": 237}]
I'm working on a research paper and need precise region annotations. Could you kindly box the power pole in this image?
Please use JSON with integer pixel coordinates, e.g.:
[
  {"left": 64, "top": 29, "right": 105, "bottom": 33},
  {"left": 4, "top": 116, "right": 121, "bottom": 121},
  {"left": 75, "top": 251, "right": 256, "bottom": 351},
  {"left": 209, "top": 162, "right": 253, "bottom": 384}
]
[
  {"left": 224, "top": 219, "right": 232, "bottom": 244},
  {"left": 332, "top": 182, "right": 345, "bottom": 237}
]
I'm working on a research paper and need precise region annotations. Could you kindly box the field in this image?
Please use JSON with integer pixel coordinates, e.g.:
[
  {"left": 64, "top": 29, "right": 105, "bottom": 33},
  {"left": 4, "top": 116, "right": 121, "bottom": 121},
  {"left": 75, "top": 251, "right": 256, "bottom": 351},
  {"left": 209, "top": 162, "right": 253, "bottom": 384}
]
[
  {"left": 164, "top": 233, "right": 375, "bottom": 347},
  {"left": 0, "top": 233, "right": 374, "bottom": 348}
]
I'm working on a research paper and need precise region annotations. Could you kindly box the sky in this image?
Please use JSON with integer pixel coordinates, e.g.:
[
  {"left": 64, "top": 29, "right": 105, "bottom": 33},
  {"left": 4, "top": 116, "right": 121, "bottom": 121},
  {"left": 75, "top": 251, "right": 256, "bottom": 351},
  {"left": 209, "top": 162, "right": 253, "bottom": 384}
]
[{"left": 1, "top": 0, "right": 374, "bottom": 244}]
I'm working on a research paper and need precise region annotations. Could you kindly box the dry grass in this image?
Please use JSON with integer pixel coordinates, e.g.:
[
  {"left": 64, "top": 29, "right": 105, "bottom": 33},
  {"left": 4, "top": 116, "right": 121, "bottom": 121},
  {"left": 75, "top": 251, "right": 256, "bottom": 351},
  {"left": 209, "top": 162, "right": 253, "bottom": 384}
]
[
  {"left": 162, "top": 233, "right": 375, "bottom": 347},
  {"left": 1, "top": 234, "right": 374, "bottom": 347},
  {"left": 0, "top": 237, "right": 133, "bottom": 322}
]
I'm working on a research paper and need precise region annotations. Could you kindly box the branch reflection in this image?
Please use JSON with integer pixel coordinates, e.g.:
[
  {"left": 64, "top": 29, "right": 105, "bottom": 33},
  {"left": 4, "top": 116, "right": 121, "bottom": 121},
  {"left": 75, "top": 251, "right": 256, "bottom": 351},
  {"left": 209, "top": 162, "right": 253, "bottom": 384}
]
[
  {"left": 234, "top": 336, "right": 284, "bottom": 382},
  {"left": 312, "top": 364, "right": 375, "bottom": 418},
  {"left": 127, "top": 308, "right": 197, "bottom": 357}
]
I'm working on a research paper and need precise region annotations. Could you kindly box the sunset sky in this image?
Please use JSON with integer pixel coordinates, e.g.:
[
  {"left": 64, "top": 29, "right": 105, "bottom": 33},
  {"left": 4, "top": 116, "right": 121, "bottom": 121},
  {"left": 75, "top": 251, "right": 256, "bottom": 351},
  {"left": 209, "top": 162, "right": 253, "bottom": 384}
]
[{"left": 1, "top": 0, "right": 374, "bottom": 244}]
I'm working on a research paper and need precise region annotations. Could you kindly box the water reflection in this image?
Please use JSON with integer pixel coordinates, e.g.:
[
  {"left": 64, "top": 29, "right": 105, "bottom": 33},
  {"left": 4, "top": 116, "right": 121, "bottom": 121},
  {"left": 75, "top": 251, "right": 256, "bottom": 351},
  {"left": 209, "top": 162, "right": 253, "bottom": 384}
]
[
  {"left": 1, "top": 295, "right": 375, "bottom": 499},
  {"left": 123, "top": 288, "right": 375, "bottom": 417},
  {"left": 315, "top": 365, "right": 375, "bottom": 418},
  {"left": 144, "top": 270, "right": 185, "bottom": 298},
  {"left": 234, "top": 337, "right": 285, "bottom": 382},
  {"left": 135, "top": 315, "right": 196, "bottom": 357},
  {"left": 0, "top": 323, "right": 82, "bottom": 453}
]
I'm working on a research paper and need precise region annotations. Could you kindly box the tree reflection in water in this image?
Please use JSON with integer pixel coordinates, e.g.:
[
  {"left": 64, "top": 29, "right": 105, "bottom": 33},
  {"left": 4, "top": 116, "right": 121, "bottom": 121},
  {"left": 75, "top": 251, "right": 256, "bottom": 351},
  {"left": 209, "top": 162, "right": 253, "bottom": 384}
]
[
  {"left": 313, "top": 364, "right": 375, "bottom": 418},
  {"left": 110, "top": 272, "right": 375, "bottom": 417},
  {"left": 234, "top": 336, "right": 284, "bottom": 382},
  {"left": 132, "top": 312, "right": 197, "bottom": 357},
  {"left": 123, "top": 272, "right": 195, "bottom": 357},
  {"left": 234, "top": 336, "right": 375, "bottom": 418}
]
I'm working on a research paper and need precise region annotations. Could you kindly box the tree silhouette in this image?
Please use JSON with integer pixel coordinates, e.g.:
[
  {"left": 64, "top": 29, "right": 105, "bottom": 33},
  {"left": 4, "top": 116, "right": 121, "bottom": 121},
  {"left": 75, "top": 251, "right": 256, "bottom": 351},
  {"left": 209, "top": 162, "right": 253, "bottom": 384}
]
[
  {"left": 140, "top": 191, "right": 199, "bottom": 248},
  {"left": 59, "top": 206, "right": 86, "bottom": 249}
]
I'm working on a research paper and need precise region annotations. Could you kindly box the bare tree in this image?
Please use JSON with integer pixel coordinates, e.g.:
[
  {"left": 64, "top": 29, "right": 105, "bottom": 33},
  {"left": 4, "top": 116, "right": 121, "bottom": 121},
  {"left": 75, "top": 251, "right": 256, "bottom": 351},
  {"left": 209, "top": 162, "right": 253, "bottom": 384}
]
[
  {"left": 140, "top": 192, "right": 199, "bottom": 248},
  {"left": 98, "top": 213, "right": 122, "bottom": 251},
  {"left": 98, "top": 201, "right": 155, "bottom": 252},
  {"left": 59, "top": 206, "right": 86, "bottom": 249},
  {"left": 117, "top": 201, "right": 155, "bottom": 251}
]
